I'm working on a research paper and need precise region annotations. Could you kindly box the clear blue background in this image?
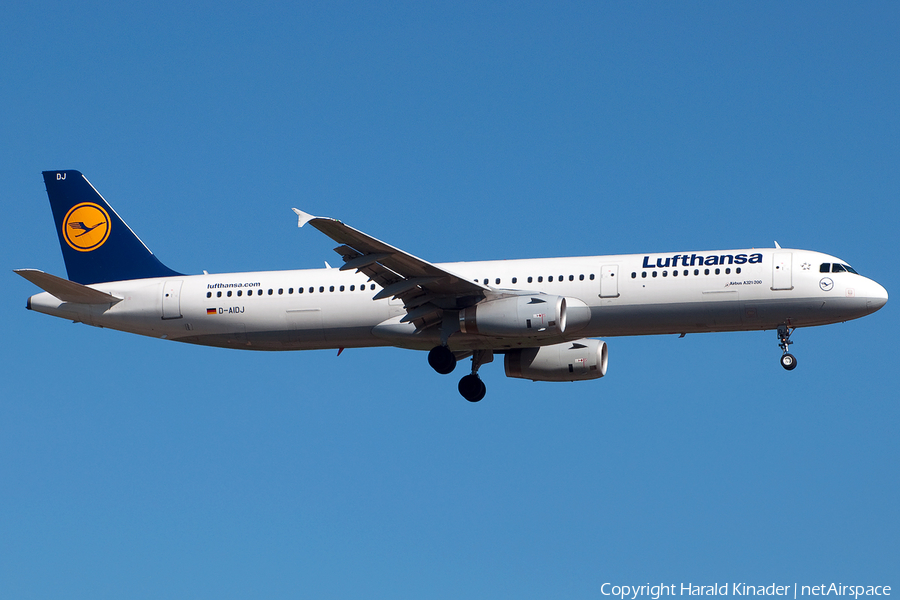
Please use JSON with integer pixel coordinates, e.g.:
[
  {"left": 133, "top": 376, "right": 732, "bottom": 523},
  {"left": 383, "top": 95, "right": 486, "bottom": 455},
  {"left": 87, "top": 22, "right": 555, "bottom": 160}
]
[{"left": 3, "top": 2, "right": 897, "bottom": 597}]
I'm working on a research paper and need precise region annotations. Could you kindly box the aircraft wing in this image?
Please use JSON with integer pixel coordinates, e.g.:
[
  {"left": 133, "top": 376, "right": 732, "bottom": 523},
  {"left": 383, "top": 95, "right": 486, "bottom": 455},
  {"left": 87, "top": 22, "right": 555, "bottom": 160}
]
[{"left": 293, "top": 209, "right": 487, "bottom": 329}]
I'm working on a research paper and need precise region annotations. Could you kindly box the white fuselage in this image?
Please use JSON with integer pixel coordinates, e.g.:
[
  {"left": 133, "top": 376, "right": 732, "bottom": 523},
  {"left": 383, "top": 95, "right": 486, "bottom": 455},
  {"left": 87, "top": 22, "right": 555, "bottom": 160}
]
[{"left": 27, "top": 248, "right": 888, "bottom": 352}]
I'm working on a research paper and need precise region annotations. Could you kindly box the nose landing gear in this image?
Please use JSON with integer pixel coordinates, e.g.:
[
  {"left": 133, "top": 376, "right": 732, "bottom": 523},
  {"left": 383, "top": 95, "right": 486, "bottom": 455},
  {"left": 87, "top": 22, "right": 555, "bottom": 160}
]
[{"left": 777, "top": 324, "right": 797, "bottom": 371}]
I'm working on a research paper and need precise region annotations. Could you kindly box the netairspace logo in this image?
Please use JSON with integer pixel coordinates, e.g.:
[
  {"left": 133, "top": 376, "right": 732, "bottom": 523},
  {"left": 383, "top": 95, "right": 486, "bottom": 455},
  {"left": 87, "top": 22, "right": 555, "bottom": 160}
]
[{"left": 600, "top": 584, "right": 891, "bottom": 600}]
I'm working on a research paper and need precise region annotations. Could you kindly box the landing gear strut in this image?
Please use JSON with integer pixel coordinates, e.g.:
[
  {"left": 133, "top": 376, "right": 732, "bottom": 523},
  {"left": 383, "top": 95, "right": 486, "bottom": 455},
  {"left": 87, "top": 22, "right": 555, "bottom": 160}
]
[
  {"left": 458, "top": 349, "right": 492, "bottom": 403},
  {"left": 777, "top": 324, "right": 797, "bottom": 371}
]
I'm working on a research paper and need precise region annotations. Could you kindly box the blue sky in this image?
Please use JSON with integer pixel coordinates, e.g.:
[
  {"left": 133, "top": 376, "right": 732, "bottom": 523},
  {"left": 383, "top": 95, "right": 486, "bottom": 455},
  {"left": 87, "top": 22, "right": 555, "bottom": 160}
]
[{"left": 3, "top": 2, "right": 898, "bottom": 598}]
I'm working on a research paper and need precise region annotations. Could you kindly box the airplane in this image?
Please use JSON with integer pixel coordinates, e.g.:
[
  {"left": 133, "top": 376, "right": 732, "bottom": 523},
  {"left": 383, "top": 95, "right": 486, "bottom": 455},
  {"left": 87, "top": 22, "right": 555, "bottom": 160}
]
[{"left": 17, "top": 170, "right": 888, "bottom": 402}]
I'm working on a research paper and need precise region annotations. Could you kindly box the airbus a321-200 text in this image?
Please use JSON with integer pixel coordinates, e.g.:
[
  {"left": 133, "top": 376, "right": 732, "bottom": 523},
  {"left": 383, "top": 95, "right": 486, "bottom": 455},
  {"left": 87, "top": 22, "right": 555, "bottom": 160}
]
[{"left": 17, "top": 171, "right": 888, "bottom": 401}]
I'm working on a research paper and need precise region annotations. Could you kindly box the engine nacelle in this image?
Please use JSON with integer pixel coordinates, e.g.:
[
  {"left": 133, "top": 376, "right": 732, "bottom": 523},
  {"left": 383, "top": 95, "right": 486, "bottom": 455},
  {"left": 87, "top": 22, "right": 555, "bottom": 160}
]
[
  {"left": 504, "top": 338, "right": 608, "bottom": 382},
  {"left": 459, "top": 294, "right": 580, "bottom": 337}
]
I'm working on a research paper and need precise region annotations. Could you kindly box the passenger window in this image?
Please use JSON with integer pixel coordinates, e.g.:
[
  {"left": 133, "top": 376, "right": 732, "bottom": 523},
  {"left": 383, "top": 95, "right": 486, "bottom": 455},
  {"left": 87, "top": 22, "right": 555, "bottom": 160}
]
[
  {"left": 548, "top": 276, "right": 553, "bottom": 282},
  {"left": 662, "top": 270, "right": 668, "bottom": 277},
  {"left": 538, "top": 276, "right": 543, "bottom": 283},
  {"left": 217, "top": 291, "right": 222, "bottom": 297},
  {"left": 237, "top": 290, "right": 242, "bottom": 297},
  {"left": 528, "top": 277, "right": 533, "bottom": 283},
  {"left": 704, "top": 269, "right": 710, "bottom": 275},
  {"left": 329, "top": 286, "right": 335, "bottom": 292},
  {"left": 309, "top": 287, "right": 314, "bottom": 294},
  {"left": 736, "top": 267, "right": 741, "bottom": 274},
  {"left": 268, "top": 289, "right": 273, "bottom": 295},
  {"left": 725, "top": 268, "right": 730, "bottom": 274},
  {"left": 579, "top": 274, "right": 584, "bottom": 281},
  {"left": 694, "top": 269, "right": 699, "bottom": 276},
  {"left": 715, "top": 268, "right": 720, "bottom": 275},
  {"left": 590, "top": 274, "right": 595, "bottom": 280},
  {"left": 278, "top": 288, "right": 283, "bottom": 295},
  {"left": 495, "top": 278, "right": 500, "bottom": 285},
  {"left": 652, "top": 271, "right": 658, "bottom": 278},
  {"left": 206, "top": 292, "right": 211, "bottom": 298},
  {"left": 227, "top": 291, "right": 232, "bottom": 297},
  {"left": 319, "top": 286, "right": 324, "bottom": 293},
  {"left": 350, "top": 285, "right": 355, "bottom": 291},
  {"left": 683, "top": 270, "right": 688, "bottom": 276},
  {"left": 512, "top": 277, "right": 517, "bottom": 284},
  {"left": 642, "top": 272, "right": 647, "bottom": 278},
  {"left": 632, "top": 272, "right": 637, "bottom": 279}
]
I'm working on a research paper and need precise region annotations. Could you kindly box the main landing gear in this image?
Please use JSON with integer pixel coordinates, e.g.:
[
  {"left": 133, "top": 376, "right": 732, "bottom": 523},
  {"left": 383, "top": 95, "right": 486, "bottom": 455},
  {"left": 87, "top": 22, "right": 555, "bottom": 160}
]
[
  {"left": 777, "top": 324, "right": 797, "bottom": 371},
  {"left": 458, "top": 373, "right": 486, "bottom": 403},
  {"left": 429, "top": 346, "right": 491, "bottom": 402},
  {"left": 427, "top": 345, "right": 457, "bottom": 375}
]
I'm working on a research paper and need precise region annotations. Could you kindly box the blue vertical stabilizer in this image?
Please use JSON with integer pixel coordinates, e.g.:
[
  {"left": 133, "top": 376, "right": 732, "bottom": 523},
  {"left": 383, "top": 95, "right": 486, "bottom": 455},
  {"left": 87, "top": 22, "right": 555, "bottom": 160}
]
[{"left": 42, "top": 170, "right": 182, "bottom": 284}]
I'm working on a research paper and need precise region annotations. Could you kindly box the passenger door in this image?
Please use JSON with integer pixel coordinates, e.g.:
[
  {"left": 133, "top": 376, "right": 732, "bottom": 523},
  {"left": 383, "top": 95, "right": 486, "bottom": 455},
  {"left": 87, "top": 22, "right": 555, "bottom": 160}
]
[{"left": 772, "top": 253, "right": 793, "bottom": 290}]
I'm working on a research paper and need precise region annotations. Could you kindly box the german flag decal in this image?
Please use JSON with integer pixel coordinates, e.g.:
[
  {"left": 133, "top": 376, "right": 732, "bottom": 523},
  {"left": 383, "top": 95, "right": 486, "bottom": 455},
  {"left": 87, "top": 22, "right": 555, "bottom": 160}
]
[{"left": 207, "top": 308, "right": 217, "bottom": 315}]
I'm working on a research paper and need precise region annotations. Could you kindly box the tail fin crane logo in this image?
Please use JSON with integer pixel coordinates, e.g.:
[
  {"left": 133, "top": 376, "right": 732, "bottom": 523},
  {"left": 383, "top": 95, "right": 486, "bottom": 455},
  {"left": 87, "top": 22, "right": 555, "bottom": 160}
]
[{"left": 62, "top": 202, "right": 110, "bottom": 252}]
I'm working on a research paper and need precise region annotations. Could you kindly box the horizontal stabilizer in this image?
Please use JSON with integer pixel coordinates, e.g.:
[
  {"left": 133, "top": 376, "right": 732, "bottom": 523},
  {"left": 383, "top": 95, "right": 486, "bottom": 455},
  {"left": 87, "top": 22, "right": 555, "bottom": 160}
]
[{"left": 14, "top": 269, "right": 122, "bottom": 304}]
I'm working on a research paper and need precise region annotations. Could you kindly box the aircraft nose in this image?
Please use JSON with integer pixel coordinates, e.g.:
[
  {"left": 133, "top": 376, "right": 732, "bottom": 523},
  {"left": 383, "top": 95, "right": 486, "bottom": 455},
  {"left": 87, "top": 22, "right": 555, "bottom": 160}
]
[{"left": 867, "top": 280, "right": 888, "bottom": 313}]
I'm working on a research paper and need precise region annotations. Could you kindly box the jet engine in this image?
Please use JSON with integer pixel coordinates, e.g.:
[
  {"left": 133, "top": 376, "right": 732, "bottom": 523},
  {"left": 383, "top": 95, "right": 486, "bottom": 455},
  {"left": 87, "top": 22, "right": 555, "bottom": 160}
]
[
  {"left": 458, "top": 294, "right": 590, "bottom": 337},
  {"left": 504, "top": 338, "right": 608, "bottom": 382}
]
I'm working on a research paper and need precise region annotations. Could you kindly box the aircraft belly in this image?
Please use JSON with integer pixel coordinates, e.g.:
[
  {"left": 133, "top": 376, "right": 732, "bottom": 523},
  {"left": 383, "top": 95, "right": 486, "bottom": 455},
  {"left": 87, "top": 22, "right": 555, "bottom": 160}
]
[
  {"left": 741, "top": 295, "right": 873, "bottom": 327},
  {"left": 586, "top": 294, "right": 873, "bottom": 337},
  {"left": 183, "top": 325, "right": 389, "bottom": 351}
]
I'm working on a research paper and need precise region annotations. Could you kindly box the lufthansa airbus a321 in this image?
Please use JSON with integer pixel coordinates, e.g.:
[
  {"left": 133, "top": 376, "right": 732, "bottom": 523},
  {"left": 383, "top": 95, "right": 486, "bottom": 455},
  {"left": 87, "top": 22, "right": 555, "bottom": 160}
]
[{"left": 17, "top": 170, "right": 888, "bottom": 401}]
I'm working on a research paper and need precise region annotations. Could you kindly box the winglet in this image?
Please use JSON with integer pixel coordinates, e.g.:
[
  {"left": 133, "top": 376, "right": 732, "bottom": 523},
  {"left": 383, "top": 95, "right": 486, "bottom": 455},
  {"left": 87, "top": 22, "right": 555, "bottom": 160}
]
[{"left": 292, "top": 208, "right": 316, "bottom": 228}]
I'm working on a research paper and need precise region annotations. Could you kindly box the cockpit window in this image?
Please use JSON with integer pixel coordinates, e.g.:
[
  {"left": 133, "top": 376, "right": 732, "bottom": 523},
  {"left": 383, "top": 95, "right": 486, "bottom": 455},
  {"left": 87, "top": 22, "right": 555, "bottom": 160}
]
[{"left": 825, "top": 262, "right": 859, "bottom": 275}]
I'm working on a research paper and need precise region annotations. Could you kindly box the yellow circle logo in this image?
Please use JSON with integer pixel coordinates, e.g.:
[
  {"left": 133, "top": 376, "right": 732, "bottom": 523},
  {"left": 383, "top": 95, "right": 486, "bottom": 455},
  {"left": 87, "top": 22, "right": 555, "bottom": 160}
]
[{"left": 63, "top": 203, "right": 111, "bottom": 252}]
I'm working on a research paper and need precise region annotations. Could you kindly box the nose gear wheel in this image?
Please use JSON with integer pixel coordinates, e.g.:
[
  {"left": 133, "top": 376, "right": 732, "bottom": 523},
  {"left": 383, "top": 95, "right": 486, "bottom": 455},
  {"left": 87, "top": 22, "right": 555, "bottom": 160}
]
[{"left": 777, "top": 324, "right": 798, "bottom": 371}]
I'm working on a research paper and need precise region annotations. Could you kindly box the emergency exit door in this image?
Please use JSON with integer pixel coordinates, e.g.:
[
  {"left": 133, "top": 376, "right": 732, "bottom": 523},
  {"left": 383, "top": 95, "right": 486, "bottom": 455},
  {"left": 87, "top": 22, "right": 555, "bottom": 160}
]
[{"left": 600, "top": 265, "right": 620, "bottom": 298}]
